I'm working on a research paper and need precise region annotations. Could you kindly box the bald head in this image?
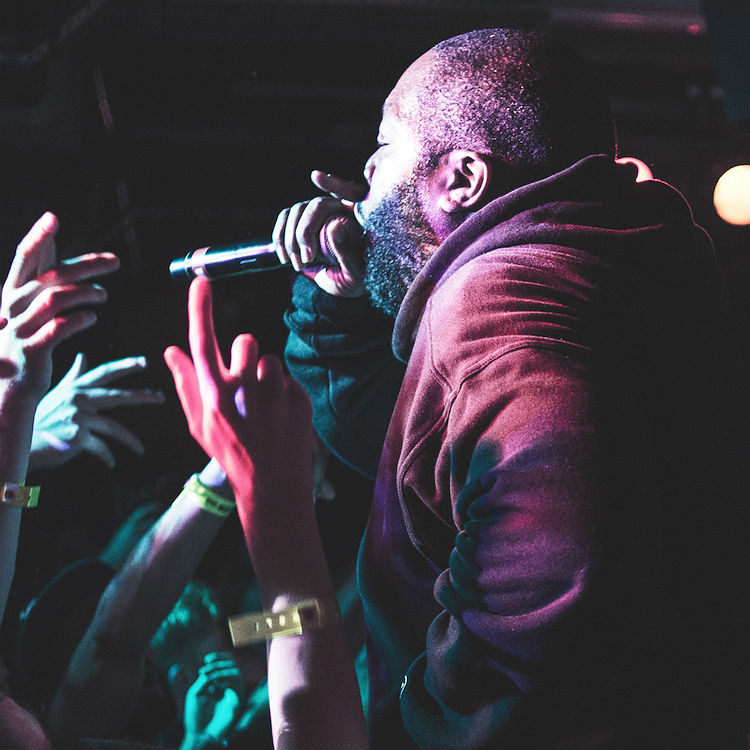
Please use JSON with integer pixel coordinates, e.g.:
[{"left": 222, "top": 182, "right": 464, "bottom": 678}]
[{"left": 393, "top": 29, "right": 616, "bottom": 176}]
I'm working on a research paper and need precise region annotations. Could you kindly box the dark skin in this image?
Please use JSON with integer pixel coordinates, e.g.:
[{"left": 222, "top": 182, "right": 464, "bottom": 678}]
[{"left": 271, "top": 51, "right": 496, "bottom": 302}]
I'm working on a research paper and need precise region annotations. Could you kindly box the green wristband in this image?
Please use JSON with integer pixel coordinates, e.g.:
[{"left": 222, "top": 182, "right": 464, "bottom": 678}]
[{"left": 181, "top": 474, "right": 235, "bottom": 518}]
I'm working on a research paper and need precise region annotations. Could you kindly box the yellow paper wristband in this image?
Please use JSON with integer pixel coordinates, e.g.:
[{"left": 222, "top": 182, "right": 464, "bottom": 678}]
[
  {"left": 181, "top": 474, "right": 235, "bottom": 518},
  {"left": 227, "top": 597, "right": 341, "bottom": 646},
  {"left": 0, "top": 482, "right": 40, "bottom": 509}
]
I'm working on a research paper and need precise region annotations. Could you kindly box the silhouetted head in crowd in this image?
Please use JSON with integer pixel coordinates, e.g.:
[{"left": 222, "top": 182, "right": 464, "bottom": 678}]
[{"left": 150, "top": 580, "right": 227, "bottom": 708}]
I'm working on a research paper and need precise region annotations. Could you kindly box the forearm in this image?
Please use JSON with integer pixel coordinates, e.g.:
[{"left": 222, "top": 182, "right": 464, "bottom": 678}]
[
  {"left": 243, "top": 492, "right": 366, "bottom": 750},
  {"left": 0, "top": 506, "right": 21, "bottom": 625},
  {"left": 0, "top": 394, "right": 37, "bottom": 624},
  {"left": 284, "top": 275, "right": 403, "bottom": 478},
  {"left": 88, "top": 485, "right": 227, "bottom": 652},
  {"left": 47, "top": 472, "right": 229, "bottom": 740},
  {"left": 268, "top": 622, "right": 366, "bottom": 750}
]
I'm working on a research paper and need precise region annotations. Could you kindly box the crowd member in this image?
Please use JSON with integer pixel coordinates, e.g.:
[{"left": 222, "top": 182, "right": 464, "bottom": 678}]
[
  {"left": 150, "top": 580, "right": 251, "bottom": 725},
  {"left": 273, "top": 29, "right": 748, "bottom": 748},
  {"left": 13, "top": 486, "right": 260, "bottom": 750},
  {"left": 0, "top": 211, "right": 119, "bottom": 747},
  {"left": 34, "top": 431, "right": 361, "bottom": 748},
  {"left": 43, "top": 457, "right": 234, "bottom": 746},
  {"left": 164, "top": 277, "right": 367, "bottom": 750},
  {"left": 0, "top": 212, "right": 119, "bottom": 628}
]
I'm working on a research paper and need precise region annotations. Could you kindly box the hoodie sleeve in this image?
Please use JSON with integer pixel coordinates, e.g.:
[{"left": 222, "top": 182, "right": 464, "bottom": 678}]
[{"left": 284, "top": 274, "right": 406, "bottom": 479}]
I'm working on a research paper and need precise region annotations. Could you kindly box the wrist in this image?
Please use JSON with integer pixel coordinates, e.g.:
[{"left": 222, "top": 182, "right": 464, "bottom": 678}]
[
  {"left": 0, "top": 395, "right": 38, "bottom": 481},
  {"left": 1, "top": 482, "right": 40, "bottom": 509},
  {"left": 198, "top": 459, "right": 231, "bottom": 494},
  {"left": 245, "top": 525, "right": 335, "bottom": 609},
  {"left": 179, "top": 474, "right": 235, "bottom": 518},
  {"left": 228, "top": 594, "right": 341, "bottom": 647}
]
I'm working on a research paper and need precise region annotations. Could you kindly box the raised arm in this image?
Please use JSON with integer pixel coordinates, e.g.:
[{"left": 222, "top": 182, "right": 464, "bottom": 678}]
[
  {"left": 45, "top": 458, "right": 232, "bottom": 742},
  {"left": 0, "top": 212, "right": 119, "bottom": 623},
  {"left": 164, "top": 276, "right": 367, "bottom": 750}
]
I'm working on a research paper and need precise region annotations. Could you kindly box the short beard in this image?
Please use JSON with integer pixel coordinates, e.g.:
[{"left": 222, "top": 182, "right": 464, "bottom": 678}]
[{"left": 362, "top": 174, "right": 439, "bottom": 318}]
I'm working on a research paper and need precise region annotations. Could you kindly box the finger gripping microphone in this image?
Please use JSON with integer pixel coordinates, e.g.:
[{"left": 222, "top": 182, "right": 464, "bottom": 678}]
[{"left": 169, "top": 215, "right": 352, "bottom": 281}]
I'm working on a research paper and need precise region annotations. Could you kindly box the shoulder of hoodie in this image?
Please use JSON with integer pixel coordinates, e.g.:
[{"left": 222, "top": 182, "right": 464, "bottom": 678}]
[{"left": 419, "top": 242, "right": 599, "bottom": 389}]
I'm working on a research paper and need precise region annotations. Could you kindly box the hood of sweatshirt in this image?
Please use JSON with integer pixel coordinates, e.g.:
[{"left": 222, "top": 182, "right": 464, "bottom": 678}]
[{"left": 392, "top": 154, "right": 724, "bottom": 363}]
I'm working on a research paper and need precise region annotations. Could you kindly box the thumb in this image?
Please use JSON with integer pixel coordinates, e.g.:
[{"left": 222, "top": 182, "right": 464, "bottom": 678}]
[{"left": 311, "top": 170, "right": 368, "bottom": 205}]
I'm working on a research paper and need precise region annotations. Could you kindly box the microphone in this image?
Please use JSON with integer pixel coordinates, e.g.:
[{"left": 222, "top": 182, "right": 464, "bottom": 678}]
[{"left": 169, "top": 216, "right": 352, "bottom": 281}]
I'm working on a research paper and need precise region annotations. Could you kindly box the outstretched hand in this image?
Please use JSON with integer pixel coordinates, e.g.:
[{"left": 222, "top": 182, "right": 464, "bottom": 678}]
[
  {"left": 0, "top": 213, "right": 119, "bottom": 404},
  {"left": 164, "top": 277, "right": 315, "bottom": 539},
  {"left": 0, "top": 212, "right": 119, "bottom": 483},
  {"left": 30, "top": 353, "right": 165, "bottom": 471}
]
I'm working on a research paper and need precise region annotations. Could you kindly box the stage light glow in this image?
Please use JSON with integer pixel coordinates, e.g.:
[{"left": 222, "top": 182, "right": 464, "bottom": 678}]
[
  {"left": 713, "top": 165, "right": 750, "bottom": 225},
  {"left": 615, "top": 157, "right": 653, "bottom": 182}
]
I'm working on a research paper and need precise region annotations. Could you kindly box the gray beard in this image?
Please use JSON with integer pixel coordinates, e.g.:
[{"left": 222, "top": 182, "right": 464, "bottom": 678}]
[{"left": 361, "top": 178, "right": 438, "bottom": 319}]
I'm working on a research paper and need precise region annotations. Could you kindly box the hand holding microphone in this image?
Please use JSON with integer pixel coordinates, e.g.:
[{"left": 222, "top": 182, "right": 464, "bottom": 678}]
[
  {"left": 272, "top": 171, "right": 368, "bottom": 297},
  {"left": 170, "top": 171, "right": 368, "bottom": 298}
]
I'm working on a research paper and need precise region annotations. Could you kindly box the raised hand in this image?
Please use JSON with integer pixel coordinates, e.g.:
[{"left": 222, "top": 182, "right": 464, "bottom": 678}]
[
  {"left": 165, "top": 277, "right": 367, "bottom": 750},
  {"left": 30, "top": 353, "right": 165, "bottom": 471},
  {"left": 0, "top": 213, "right": 119, "bottom": 405},
  {"left": 180, "top": 651, "right": 245, "bottom": 750},
  {"left": 272, "top": 171, "right": 368, "bottom": 297},
  {"left": 164, "top": 276, "right": 314, "bottom": 537},
  {"left": 0, "top": 213, "right": 119, "bottom": 482},
  {"left": 0, "top": 212, "right": 119, "bottom": 626}
]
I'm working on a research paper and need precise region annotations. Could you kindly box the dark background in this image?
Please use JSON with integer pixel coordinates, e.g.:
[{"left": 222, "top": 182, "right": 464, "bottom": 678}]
[{"left": 0, "top": 0, "right": 747, "bottom": 613}]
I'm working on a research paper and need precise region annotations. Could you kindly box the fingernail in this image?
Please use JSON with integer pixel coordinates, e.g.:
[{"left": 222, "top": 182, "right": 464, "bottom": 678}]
[{"left": 40, "top": 212, "right": 58, "bottom": 231}]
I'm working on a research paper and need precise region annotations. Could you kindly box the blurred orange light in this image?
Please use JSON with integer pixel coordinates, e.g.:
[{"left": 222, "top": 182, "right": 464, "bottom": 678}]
[
  {"left": 713, "top": 165, "right": 750, "bottom": 225},
  {"left": 616, "top": 157, "right": 653, "bottom": 182}
]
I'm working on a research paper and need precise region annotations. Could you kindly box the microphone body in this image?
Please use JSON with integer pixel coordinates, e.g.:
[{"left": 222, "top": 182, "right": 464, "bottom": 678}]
[
  {"left": 169, "top": 217, "right": 349, "bottom": 281},
  {"left": 169, "top": 240, "right": 283, "bottom": 280}
]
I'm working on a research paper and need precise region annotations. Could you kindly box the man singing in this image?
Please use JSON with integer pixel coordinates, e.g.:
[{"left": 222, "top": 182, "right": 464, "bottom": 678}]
[{"left": 273, "top": 29, "right": 747, "bottom": 748}]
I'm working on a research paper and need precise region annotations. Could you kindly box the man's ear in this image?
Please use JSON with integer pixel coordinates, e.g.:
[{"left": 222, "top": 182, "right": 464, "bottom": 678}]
[{"left": 435, "top": 150, "right": 493, "bottom": 213}]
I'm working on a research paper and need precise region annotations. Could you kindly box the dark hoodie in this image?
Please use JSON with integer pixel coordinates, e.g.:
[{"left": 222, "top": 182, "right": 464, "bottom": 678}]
[{"left": 285, "top": 155, "right": 748, "bottom": 748}]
